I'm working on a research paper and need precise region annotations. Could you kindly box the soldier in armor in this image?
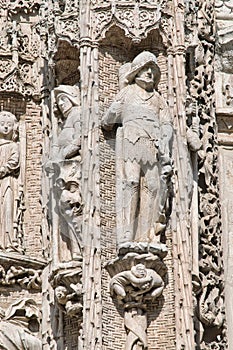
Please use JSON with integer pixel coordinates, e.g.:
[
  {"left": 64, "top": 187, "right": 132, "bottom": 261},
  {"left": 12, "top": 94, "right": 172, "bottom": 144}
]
[{"left": 102, "top": 51, "right": 173, "bottom": 245}]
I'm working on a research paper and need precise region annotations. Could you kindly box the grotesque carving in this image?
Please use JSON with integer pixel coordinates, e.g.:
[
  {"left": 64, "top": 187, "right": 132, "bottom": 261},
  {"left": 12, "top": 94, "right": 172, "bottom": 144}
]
[
  {"left": 0, "top": 298, "right": 42, "bottom": 350},
  {"left": 55, "top": 283, "right": 82, "bottom": 318},
  {"left": 50, "top": 262, "right": 83, "bottom": 318},
  {"left": 110, "top": 263, "right": 164, "bottom": 350},
  {"left": 102, "top": 51, "right": 173, "bottom": 246},
  {"left": 106, "top": 242, "right": 167, "bottom": 350},
  {"left": 110, "top": 263, "right": 164, "bottom": 302},
  {"left": 0, "top": 111, "right": 20, "bottom": 252}
]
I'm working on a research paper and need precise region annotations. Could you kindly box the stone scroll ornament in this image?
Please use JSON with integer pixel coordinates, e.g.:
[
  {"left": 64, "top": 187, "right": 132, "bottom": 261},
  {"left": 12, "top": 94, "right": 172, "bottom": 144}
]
[
  {"left": 0, "top": 111, "right": 20, "bottom": 252},
  {"left": 51, "top": 85, "right": 83, "bottom": 260},
  {"left": 102, "top": 51, "right": 173, "bottom": 247}
]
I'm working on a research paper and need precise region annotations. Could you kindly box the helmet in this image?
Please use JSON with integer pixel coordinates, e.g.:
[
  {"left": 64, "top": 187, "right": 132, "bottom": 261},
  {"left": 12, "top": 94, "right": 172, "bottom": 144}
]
[
  {"left": 124, "top": 51, "right": 161, "bottom": 87},
  {"left": 54, "top": 85, "right": 80, "bottom": 106}
]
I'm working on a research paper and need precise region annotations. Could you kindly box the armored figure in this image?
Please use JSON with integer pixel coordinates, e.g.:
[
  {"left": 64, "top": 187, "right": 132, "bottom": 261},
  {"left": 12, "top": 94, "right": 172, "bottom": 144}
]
[{"left": 102, "top": 51, "right": 173, "bottom": 245}]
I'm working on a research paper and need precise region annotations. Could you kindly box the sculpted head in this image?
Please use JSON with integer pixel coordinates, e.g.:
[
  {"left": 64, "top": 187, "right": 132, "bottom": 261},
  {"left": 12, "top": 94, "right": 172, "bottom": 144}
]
[
  {"left": 131, "top": 263, "right": 147, "bottom": 278},
  {"left": 0, "top": 111, "right": 18, "bottom": 141},
  {"left": 124, "top": 51, "right": 161, "bottom": 91},
  {"left": 55, "top": 286, "right": 68, "bottom": 304},
  {"left": 54, "top": 85, "right": 80, "bottom": 117}
]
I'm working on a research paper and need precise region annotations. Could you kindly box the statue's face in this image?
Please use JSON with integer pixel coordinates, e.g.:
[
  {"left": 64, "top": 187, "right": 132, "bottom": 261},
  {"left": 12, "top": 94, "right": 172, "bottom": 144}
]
[
  {"left": 134, "top": 264, "right": 147, "bottom": 278},
  {"left": 0, "top": 115, "right": 15, "bottom": 139},
  {"left": 57, "top": 94, "right": 73, "bottom": 115},
  {"left": 55, "top": 286, "right": 67, "bottom": 301},
  {"left": 136, "top": 64, "right": 155, "bottom": 85}
]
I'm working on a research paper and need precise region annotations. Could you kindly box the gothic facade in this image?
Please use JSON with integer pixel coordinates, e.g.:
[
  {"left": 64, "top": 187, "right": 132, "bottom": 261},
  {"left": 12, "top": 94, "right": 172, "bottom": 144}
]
[{"left": 0, "top": 0, "right": 231, "bottom": 349}]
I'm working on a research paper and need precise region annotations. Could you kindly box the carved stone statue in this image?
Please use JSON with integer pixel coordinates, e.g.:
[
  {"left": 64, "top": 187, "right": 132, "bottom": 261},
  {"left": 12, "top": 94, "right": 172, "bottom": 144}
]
[
  {"left": 0, "top": 298, "right": 42, "bottom": 349},
  {"left": 0, "top": 111, "right": 20, "bottom": 252},
  {"left": 55, "top": 283, "right": 82, "bottom": 318},
  {"left": 110, "top": 263, "right": 164, "bottom": 302},
  {"left": 102, "top": 51, "right": 173, "bottom": 246},
  {"left": 51, "top": 85, "right": 83, "bottom": 260}
]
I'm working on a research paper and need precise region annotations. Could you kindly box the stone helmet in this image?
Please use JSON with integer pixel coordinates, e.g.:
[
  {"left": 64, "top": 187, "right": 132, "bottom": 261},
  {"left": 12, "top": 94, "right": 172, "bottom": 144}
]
[
  {"left": 54, "top": 84, "right": 80, "bottom": 106},
  {"left": 123, "top": 51, "right": 161, "bottom": 88}
]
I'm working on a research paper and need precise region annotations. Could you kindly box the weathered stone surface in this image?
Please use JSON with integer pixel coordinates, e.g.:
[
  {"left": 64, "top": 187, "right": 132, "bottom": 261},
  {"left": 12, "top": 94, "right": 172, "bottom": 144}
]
[{"left": 0, "top": 0, "right": 230, "bottom": 349}]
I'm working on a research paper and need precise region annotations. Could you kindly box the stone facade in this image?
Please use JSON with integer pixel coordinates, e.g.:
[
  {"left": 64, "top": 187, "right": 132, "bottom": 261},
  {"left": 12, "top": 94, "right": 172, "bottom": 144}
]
[{"left": 0, "top": 0, "right": 230, "bottom": 349}]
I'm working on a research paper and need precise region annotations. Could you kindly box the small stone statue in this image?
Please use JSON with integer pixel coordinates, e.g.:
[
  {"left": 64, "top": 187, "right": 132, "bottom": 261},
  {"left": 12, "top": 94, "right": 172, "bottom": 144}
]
[
  {"left": 102, "top": 51, "right": 173, "bottom": 245},
  {"left": 57, "top": 177, "right": 83, "bottom": 259},
  {"left": 0, "top": 111, "right": 20, "bottom": 251},
  {"left": 51, "top": 85, "right": 83, "bottom": 260},
  {"left": 110, "top": 263, "right": 164, "bottom": 303},
  {"left": 55, "top": 283, "right": 82, "bottom": 318}
]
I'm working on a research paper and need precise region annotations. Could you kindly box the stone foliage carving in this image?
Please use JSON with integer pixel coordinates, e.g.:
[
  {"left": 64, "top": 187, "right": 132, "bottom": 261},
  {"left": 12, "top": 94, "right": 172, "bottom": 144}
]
[
  {"left": 185, "top": 0, "right": 227, "bottom": 348},
  {"left": 0, "top": 111, "right": 22, "bottom": 253},
  {"left": 0, "top": 298, "right": 42, "bottom": 350},
  {"left": 102, "top": 51, "right": 173, "bottom": 246},
  {"left": 0, "top": 265, "right": 41, "bottom": 290}
]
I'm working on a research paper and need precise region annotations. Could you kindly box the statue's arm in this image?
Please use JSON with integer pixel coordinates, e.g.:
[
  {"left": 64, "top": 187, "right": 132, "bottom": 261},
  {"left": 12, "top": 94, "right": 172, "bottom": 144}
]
[
  {"left": 159, "top": 98, "right": 173, "bottom": 168},
  {"left": 101, "top": 89, "right": 126, "bottom": 131},
  {"left": 0, "top": 143, "right": 20, "bottom": 177},
  {"left": 187, "top": 115, "right": 202, "bottom": 151}
]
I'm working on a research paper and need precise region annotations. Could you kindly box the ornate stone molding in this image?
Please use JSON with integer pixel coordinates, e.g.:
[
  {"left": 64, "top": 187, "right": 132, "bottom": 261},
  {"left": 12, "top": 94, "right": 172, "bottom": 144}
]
[
  {"left": 0, "top": 252, "right": 45, "bottom": 290},
  {"left": 92, "top": 0, "right": 173, "bottom": 42}
]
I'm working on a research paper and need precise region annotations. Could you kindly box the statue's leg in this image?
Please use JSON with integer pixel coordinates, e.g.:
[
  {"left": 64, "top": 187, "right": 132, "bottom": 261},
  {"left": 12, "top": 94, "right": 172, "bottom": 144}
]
[
  {"left": 137, "top": 164, "right": 160, "bottom": 241},
  {"left": 118, "top": 160, "right": 140, "bottom": 245}
]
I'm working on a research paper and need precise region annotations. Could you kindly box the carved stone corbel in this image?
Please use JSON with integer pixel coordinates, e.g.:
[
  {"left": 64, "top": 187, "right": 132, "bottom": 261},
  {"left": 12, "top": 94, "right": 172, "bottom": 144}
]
[
  {"left": 49, "top": 261, "right": 83, "bottom": 319},
  {"left": 105, "top": 242, "right": 167, "bottom": 349}
]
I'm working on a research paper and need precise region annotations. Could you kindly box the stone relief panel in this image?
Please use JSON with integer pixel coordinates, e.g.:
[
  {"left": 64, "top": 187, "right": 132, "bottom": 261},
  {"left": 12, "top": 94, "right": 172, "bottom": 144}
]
[{"left": 0, "top": 7, "right": 42, "bottom": 98}]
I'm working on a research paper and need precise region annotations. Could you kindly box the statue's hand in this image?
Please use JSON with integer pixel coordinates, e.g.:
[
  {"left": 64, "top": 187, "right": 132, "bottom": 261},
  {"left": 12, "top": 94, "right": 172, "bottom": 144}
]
[
  {"left": 161, "top": 164, "right": 172, "bottom": 177},
  {"left": 0, "top": 166, "right": 7, "bottom": 178},
  {"left": 101, "top": 122, "right": 114, "bottom": 132}
]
